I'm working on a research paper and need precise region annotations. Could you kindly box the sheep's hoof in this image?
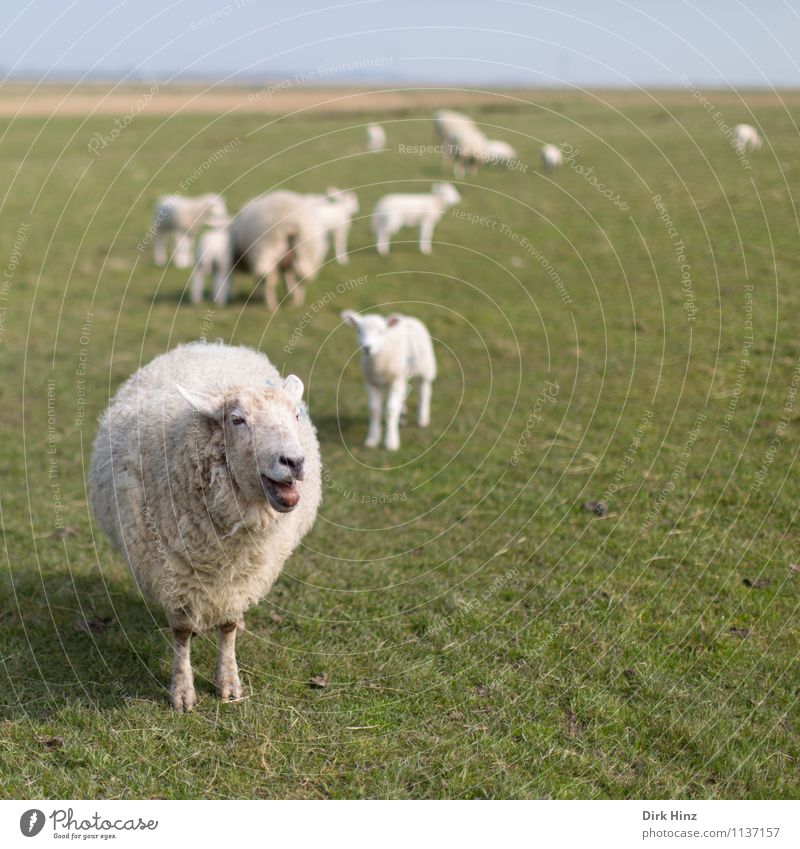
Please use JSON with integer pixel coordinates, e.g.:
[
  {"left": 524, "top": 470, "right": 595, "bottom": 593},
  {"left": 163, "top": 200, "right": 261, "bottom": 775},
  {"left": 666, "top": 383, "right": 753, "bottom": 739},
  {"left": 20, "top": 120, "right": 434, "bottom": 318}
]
[
  {"left": 216, "top": 674, "right": 243, "bottom": 703},
  {"left": 365, "top": 437, "right": 380, "bottom": 448},
  {"left": 169, "top": 683, "right": 198, "bottom": 712},
  {"left": 418, "top": 418, "right": 430, "bottom": 428},
  {"left": 385, "top": 440, "right": 400, "bottom": 451}
]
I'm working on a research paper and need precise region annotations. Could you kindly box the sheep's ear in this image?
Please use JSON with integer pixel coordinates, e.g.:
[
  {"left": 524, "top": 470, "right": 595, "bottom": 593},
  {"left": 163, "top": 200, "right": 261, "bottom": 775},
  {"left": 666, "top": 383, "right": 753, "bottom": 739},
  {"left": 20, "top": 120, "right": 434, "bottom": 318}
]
[
  {"left": 341, "top": 309, "right": 360, "bottom": 328},
  {"left": 176, "top": 384, "right": 223, "bottom": 420},
  {"left": 325, "top": 186, "right": 340, "bottom": 198},
  {"left": 386, "top": 313, "right": 402, "bottom": 328},
  {"left": 282, "top": 375, "right": 304, "bottom": 403}
]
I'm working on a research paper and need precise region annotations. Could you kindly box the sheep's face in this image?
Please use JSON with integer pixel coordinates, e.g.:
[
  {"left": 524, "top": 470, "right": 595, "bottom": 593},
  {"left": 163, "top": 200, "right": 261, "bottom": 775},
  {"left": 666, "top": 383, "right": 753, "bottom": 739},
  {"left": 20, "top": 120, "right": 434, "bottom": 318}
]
[
  {"left": 341, "top": 311, "right": 399, "bottom": 358},
  {"left": 178, "top": 376, "right": 307, "bottom": 513},
  {"left": 432, "top": 183, "right": 461, "bottom": 207}
]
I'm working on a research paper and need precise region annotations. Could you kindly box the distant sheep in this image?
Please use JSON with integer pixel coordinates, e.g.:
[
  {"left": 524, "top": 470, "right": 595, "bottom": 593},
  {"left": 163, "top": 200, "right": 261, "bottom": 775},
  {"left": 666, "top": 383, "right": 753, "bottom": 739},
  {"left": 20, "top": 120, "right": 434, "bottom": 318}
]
[
  {"left": 341, "top": 310, "right": 436, "bottom": 450},
  {"left": 733, "top": 124, "right": 763, "bottom": 153},
  {"left": 89, "top": 341, "right": 321, "bottom": 710},
  {"left": 366, "top": 123, "right": 386, "bottom": 151},
  {"left": 485, "top": 139, "right": 519, "bottom": 166},
  {"left": 190, "top": 217, "right": 232, "bottom": 306},
  {"left": 372, "top": 182, "right": 461, "bottom": 255},
  {"left": 305, "top": 187, "right": 359, "bottom": 265},
  {"left": 227, "top": 191, "right": 327, "bottom": 310},
  {"left": 541, "top": 144, "right": 563, "bottom": 171},
  {"left": 433, "top": 109, "right": 489, "bottom": 177},
  {"left": 152, "top": 193, "right": 227, "bottom": 268}
]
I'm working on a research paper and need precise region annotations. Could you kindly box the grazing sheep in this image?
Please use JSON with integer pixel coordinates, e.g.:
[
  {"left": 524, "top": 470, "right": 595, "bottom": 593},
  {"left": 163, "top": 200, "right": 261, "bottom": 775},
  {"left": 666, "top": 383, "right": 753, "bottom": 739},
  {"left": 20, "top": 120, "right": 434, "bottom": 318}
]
[
  {"left": 540, "top": 144, "right": 563, "bottom": 171},
  {"left": 484, "top": 139, "right": 519, "bottom": 166},
  {"left": 433, "top": 109, "right": 489, "bottom": 177},
  {"left": 733, "top": 123, "right": 763, "bottom": 153},
  {"left": 227, "top": 191, "right": 327, "bottom": 311},
  {"left": 341, "top": 310, "right": 436, "bottom": 451},
  {"left": 366, "top": 123, "right": 386, "bottom": 151},
  {"left": 304, "top": 187, "right": 359, "bottom": 265},
  {"left": 89, "top": 341, "right": 321, "bottom": 711},
  {"left": 152, "top": 193, "right": 227, "bottom": 268},
  {"left": 372, "top": 183, "right": 461, "bottom": 256},
  {"left": 190, "top": 213, "right": 232, "bottom": 306}
]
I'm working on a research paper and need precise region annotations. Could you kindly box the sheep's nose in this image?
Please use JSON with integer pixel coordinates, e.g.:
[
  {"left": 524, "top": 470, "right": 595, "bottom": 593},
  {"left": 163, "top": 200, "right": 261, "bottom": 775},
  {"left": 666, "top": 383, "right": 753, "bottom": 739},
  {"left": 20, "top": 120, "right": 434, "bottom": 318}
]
[{"left": 279, "top": 454, "right": 305, "bottom": 480}]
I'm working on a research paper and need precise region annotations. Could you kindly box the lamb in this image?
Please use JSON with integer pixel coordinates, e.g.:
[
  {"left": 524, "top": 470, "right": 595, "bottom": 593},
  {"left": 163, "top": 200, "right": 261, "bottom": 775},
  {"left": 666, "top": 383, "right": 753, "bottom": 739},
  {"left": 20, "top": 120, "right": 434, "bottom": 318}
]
[
  {"left": 733, "top": 123, "right": 763, "bottom": 153},
  {"left": 484, "top": 139, "right": 519, "bottom": 166},
  {"left": 304, "top": 187, "right": 359, "bottom": 265},
  {"left": 341, "top": 310, "right": 436, "bottom": 451},
  {"left": 366, "top": 123, "right": 386, "bottom": 151},
  {"left": 541, "top": 144, "right": 564, "bottom": 171},
  {"left": 227, "top": 191, "right": 327, "bottom": 310},
  {"left": 152, "top": 193, "right": 227, "bottom": 268},
  {"left": 371, "top": 182, "right": 461, "bottom": 256},
  {"left": 433, "top": 109, "right": 489, "bottom": 177},
  {"left": 89, "top": 341, "right": 321, "bottom": 711},
  {"left": 190, "top": 213, "right": 232, "bottom": 305}
]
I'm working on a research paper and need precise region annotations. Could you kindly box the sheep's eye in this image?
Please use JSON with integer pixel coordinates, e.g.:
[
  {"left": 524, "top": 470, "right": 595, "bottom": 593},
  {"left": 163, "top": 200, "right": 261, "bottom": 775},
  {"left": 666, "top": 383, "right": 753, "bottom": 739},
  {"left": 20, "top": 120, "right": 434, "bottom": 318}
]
[{"left": 230, "top": 415, "right": 246, "bottom": 426}]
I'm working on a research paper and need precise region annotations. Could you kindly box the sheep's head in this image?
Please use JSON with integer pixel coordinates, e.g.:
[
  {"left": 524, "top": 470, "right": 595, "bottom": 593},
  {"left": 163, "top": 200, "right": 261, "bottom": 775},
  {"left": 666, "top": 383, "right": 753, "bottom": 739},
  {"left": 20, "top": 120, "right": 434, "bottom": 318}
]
[
  {"left": 341, "top": 310, "right": 401, "bottom": 357},
  {"left": 326, "top": 187, "right": 360, "bottom": 215},
  {"left": 432, "top": 182, "right": 461, "bottom": 207},
  {"left": 205, "top": 195, "right": 228, "bottom": 219},
  {"left": 177, "top": 376, "right": 307, "bottom": 513}
]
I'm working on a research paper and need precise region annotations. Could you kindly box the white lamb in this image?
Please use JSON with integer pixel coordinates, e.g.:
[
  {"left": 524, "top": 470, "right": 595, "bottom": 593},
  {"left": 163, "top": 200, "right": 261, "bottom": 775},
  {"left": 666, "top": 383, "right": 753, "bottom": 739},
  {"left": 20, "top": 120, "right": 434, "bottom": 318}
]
[
  {"left": 372, "top": 183, "right": 461, "bottom": 256},
  {"left": 541, "top": 144, "right": 564, "bottom": 171},
  {"left": 152, "top": 193, "right": 227, "bottom": 268},
  {"left": 433, "top": 109, "right": 489, "bottom": 177},
  {"left": 190, "top": 213, "right": 232, "bottom": 305},
  {"left": 90, "top": 341, "right": 321, "bottom": 711},
  {"left": 227, "top": 191, "right": 327, "bottom": 310},
  {"left": 484, "top": 139, "right": 519, "bottom": 166},
  {"left": 304, "top": 187, "right": 359, "bottom": 265},
  {"left": 733, "top": 123, "right": 763, "bottom": 153},
  {"left": 366, "top": 123, "right": 386, "bottom": 152},
  {"left": 341, "top": 310, "right": 437, "bottom": 451}
]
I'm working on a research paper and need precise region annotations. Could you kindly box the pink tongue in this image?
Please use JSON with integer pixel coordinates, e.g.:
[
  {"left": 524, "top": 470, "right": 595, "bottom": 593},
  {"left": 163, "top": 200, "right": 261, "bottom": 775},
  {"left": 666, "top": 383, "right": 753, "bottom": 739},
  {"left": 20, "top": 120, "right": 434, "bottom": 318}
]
[{"left": 273, "top": 480, "right": 299, "bottom": 507}]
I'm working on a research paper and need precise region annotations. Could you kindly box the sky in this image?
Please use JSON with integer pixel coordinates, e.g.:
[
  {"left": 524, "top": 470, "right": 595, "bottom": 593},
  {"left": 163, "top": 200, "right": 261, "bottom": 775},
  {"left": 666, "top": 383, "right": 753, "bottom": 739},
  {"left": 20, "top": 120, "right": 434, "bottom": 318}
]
[{"left": 2, "top": 0, "right": 800, "bottom": 88}]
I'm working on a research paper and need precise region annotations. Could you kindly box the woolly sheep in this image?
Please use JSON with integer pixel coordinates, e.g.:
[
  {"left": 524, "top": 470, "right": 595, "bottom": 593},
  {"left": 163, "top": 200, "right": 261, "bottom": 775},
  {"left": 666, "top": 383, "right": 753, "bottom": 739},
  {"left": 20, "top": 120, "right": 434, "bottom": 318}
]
[
  {"left": 371, "top": 182, "right": 461, "bottom": 256},
  {"left": 733, "top": 123, "right": 763, "bottom": 153},
  {"left": 89, "top": 341, "right": 321, "bottom": 711},
  {"left": 191, "top": 213, "right": 232, "bottom": 305},
  {"left": 484, "top": 139, "right": 519, "bottom": 166},
  {"left": 227, "top": 191, "right": 327, "bottom": 311},
  {"left": 341, "top": 310, "right": 436, "bottom": 451},
  {"left": 366, "top": 123, "right": 386, "bottom": 151},
  {"left": 433, "top": 109, "right": 489, "bottom": 177},
  {"left": 541, "top": 144, "right": 563, "bottom": 171},
  {"left": 152, "top": 193, "right": 227, "bottom": 269},
  {"left": 304, "top": 187, "right": 360, "bottom": 265}
]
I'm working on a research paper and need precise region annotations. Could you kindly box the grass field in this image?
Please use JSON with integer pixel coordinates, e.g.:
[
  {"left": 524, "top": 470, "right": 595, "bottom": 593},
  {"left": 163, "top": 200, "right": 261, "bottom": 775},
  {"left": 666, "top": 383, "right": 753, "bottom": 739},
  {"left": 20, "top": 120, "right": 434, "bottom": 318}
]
[{"left": 0, "top": 86, "right": 798, "bottom": 799}]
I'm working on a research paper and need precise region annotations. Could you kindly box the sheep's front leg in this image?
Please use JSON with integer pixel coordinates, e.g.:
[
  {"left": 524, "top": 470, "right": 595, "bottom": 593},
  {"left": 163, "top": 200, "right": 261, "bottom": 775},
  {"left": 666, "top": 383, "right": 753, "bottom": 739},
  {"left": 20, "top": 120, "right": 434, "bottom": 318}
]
[
  {"left": 419, "top": 219, "right": 435, "bottom": 255},
  {"left": 153, "top": 233, "right": 167, "bottom": 266},
  {"left": 334, "top": 225, "right": 350, "bottom": 264},
  {"left": 190, "top": 263, "right": 206, "bottom": 305},
  {"left": 169, "top": 627, "right": 197, "bottom": 712},
  {"left": 418, "top": 379, "right": 432, "bottom": 427},
  {"left": 375, "top": 229, "right": 391, "bottom": 256},
  {"left": 385, "top": 379, "right": 406, "bottom": 451},
  {"left": 365, "top": 383, "right": 383, "bottom": 447},
  {"left": 211, "top": 265, "right": 230, "bottom": 306},
  {"left": 216, "top": 620, "right": 243, "bottom": 702},
  {"left": 174, "top": 234, "right": 193, "bottom": 269}
]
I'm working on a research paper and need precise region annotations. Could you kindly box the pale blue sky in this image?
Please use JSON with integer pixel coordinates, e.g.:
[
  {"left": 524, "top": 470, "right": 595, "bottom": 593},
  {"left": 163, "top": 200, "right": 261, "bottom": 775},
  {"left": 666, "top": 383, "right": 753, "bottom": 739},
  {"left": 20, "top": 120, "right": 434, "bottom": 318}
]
[{"left": 2, "top": 0, "right": 799, "bottom": 87}]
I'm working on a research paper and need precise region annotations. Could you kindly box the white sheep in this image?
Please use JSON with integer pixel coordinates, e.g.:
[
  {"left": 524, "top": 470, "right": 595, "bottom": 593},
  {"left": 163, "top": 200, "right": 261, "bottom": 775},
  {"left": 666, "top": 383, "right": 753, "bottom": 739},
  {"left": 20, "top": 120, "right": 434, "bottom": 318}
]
[
  {"left": 366, "top": 123, "right": 386, "bottom": 151},
  {"left": 152, "top": 193, "right": 227, "bottom": 268},
  {"left": 341, "top": 310, "right": 437, "bottom": 451},
  {"left": 484, "top": 139, "right": 519, "bottom": 166},
  {"left": 733, "top": 123, "right": 763, "bottom": 153},
  {"left": 304, "top": 187, "right": 359, "bottom": 265},
  {"left": 433, "top": 110, "right": 489, "bottom": 177},
  {"left": 190, "top": 213, "right": 232, "bottom": 305},
  {"left": 227, "top": 191, "right": 327, "bottom": 310},
  {"left": 541, "top": 144, "right": 563, "bottom": 171},
  {"left": 89, "top": 341, "right": 321, "bottom": 711},
  {"left": 371, "top": 182, "right": 461, "bottom": 256}
]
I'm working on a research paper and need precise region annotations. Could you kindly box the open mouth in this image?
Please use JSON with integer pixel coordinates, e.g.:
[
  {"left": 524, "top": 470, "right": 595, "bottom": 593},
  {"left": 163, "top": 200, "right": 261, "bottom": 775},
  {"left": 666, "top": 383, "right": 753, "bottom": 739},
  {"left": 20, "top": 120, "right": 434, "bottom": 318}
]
[{"left": 261, "top": 475, "right": 300, "bottom": 513}]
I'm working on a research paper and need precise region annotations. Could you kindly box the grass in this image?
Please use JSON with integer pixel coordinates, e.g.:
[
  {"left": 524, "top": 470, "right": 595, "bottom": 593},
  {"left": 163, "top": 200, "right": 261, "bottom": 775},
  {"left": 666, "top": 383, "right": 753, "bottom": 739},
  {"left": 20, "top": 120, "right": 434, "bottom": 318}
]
[{"left": 0, "top": 87, "right": 798, "bottom": 798}]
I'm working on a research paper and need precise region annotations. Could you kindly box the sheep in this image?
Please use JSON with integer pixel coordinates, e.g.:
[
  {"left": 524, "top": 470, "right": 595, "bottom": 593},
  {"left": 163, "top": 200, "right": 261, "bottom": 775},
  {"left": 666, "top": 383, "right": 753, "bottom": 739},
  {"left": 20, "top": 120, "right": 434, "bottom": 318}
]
[
  {"left": 540, "top": 144, "right": 563, "bottom": 171},
  {"left": 484, "top": 139, "right": 519, "bottom": 166},
  {"left": 433, "top": 109, "right": 489, "bottom": 177},
  {"left": 227, "top": 191, "right": 327, "bottom": 311},
  {"left": 371, "top": 182, "right": 461, "bottom": 256},
  {"left": 366, "top": 123, "right": 386, "bottom": 151},
  {"left": 152, "top": 193, "right": 227, "bottom": 268},
  {"left": 89, "top": 341, "right": 321, "bottom": 711},
  {"left": 304, "top": 187, "right": 359, "bottom": 265},
  {"left": 341, "top": 310, "right": 436, "bottom": 451},
  {"left": 733, "top": 123, "right": 763, "bottom": 153},
  {"left": 190, "top": 212, "right": 232, "bottom": 305}
]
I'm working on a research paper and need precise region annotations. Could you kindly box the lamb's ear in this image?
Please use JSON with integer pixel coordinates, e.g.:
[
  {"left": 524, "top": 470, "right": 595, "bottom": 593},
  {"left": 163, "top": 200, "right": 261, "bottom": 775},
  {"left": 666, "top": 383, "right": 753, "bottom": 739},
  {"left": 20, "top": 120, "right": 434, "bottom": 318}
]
[
  {"left": 176, "top": 384, "right": 223, "bottom": 420},
  {"left": 341, "top": 309, "right": 360, "bottom": 328},
  {"left": 386, "top": 313, "right": 402, "bottom": 328},
  {"left": 282, "top": 374, "right": 304, "bottom": 403}
]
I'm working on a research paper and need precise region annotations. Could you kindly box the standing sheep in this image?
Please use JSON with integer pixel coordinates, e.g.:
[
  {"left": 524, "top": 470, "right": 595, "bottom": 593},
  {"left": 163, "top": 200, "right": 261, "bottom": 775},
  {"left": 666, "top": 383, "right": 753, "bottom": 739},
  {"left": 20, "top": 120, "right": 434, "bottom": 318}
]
[
  {"left": 371, "top": 183, "right": 461, "bottom": 256},
  {"left": 152, "top": 193, "right": 227, "bottom": 268},
  {"left": 540, "top": 144, "right": 563, "bottom": 171},
  {"left": 341, "top": 310, "right": 436, "bottom": 451},
  {"left": 228, "top": 191, "right": 327, "bottom": 311},
  {"left": 366, "top": 123, "right": 387, "bottom": 151},
  {"left": 484, "top": 139, "right": 519, "bottom": 166},
  {"left": 433, "top": 109, "right": 489, "bottom": 177},
  {"left": 304, "top": 187, "right": 359, "bottom": 265},
  {"left": 190, "top": 213, "right": 232, "bottom": 305},
  {"left": 733, "top": 123, "right": 763, "bottom": 153},
  {"left": 90, "top": 342, "right": 321, "bottom": 711}
]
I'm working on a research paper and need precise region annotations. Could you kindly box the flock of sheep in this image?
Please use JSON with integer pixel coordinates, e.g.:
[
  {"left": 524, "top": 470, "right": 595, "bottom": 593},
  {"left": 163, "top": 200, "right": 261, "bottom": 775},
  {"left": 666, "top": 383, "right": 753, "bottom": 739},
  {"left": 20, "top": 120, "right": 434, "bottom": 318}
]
[{"left": 91, "top": 110, "right": 765, "bottom": 710}]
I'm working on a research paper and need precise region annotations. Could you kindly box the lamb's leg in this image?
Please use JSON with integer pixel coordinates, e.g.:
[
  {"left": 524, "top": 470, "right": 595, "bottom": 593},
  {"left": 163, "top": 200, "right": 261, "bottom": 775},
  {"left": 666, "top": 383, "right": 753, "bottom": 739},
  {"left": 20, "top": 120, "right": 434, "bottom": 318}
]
[
  {"left": 385, "top": 379, "right": 406, "bottom": 451},
  {"left": 169, "top": 627, "right": 197, "bottom": 712},
  {"left": 419, "top": 219, "right": 435, "bottom": 255},
  {"left": 334, "top": 226, "right": 350, "bottom": 264},
  {"left": 365, "top": 383, "right": 383, "bottom": 448},
  {"left": 153, "top": 233, "right": 167, "bottom": 266},
  {"left": 418, "top": 378, "right": 432, "bottom": 427},
  {"left": 264, "top": 270, "right": 279, "bottom": 311},
  {"left": 174, "top": 234, "right": 193, "bottom": 269},
  {"left": 375, "top": 229, "right": 390, "bottom": 256},
  {"left": 215, "top": 620, "right": 243, "bottom": 702},
  {"left": 212, "top": 265, "right": 229, "bottom": 306},
  {"left": 190, "top": 262, "right": 205, "bottom": 305}
]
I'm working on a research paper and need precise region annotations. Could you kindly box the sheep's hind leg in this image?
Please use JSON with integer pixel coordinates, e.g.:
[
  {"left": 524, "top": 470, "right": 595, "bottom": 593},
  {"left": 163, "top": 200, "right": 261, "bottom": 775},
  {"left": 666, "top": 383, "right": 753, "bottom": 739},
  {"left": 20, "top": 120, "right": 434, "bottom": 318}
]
[
  {"left": 264, "top": 270, "right": 279, "bottom": 311},
  {"left": 286, "top": 269, "right": 305, "bottom": 307},
  {"left": 418, "top": 379, "right": 432, "bottom": 427},
  {"left": 169, "top": 626, "right": 197, "bottom": 712},
  {"left": 215, "top": 620, "right": 243, "bottom": 702}
]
